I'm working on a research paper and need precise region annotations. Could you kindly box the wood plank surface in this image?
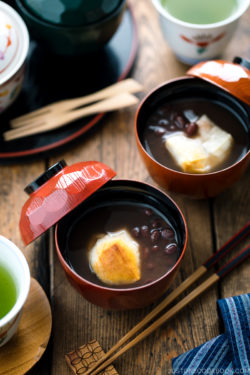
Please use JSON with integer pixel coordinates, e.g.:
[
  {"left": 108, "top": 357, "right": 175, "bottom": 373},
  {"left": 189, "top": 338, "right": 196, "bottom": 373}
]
[
  {"left": 48, "top": 1, "right": 250, "bottom": 374},
  {"left": 0, "top": 278, "right": 52, "bottom": 375},
  {"left": 0, "top": 0, "right": 249, "bottom": 375}
]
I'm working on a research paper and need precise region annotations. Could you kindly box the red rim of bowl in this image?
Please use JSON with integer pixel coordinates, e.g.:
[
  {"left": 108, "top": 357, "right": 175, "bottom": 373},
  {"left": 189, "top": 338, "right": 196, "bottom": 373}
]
[
  {"left": 0, "top": 2, "right": 138, "bottom": 158},
  {"left": 135, "top": 76, "right": 250, "bottom": 178},
  {"left": 54, "top": 179, "right": 188, "bottom": 293}
]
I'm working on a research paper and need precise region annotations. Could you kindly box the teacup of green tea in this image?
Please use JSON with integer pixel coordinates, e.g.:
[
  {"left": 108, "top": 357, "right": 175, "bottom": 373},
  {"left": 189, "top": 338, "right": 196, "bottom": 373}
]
[
  {"left": 152, "top": 0, "right": 250, "bottom": 64},
  {"left": 0, "top": 236, "right": 30, "bottom": 347}
]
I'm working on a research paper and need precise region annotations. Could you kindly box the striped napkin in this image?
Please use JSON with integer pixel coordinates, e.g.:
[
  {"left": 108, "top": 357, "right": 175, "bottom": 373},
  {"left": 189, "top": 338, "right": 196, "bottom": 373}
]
[{"left": 172, "top": 293, "right": 250, "bottom": 374}]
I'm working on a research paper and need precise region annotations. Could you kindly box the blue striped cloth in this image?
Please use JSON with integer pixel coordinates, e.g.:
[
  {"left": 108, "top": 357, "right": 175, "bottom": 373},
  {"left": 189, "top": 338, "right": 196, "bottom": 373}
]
[{"left": 172, "top": 294, "right": 250, "bottom": 375}]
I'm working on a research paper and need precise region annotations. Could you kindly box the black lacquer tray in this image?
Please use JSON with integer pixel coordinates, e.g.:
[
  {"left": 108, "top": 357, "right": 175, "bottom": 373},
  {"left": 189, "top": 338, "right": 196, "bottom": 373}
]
[{"left": 0, "top": 5, "right": 138, "bottom": 162}]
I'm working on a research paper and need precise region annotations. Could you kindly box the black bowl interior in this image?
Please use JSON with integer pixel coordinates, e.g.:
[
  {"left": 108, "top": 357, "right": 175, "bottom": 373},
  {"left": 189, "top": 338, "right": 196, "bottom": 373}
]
[
  {"left": 56, "top": 180, "right": 187, "bottom": 287},
  {"left": 137, "top": 77, "right": 250, "bottom": 151}
]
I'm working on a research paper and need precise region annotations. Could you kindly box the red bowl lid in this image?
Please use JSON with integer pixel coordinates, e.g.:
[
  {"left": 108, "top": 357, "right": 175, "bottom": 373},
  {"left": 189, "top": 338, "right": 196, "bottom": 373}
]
[
  {"left": 187, "top": 57, "right": 250, "bottom": 106},
  {"left": 20, "top": 160, "right": 116, "bottom": 245}
]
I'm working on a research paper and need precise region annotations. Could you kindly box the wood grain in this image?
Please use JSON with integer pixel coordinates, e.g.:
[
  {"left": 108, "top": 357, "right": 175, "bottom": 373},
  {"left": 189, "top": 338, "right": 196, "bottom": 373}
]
[
  {"left": 81, "top": 273, "right": 220, "bottom": 375},
  {"left": 4, "top": 93, "right": 139, "bottom": 141},
  {"left": 10, "top": 79, "right": 143, "bottom": 128},
  {"left": 213, "top": 169, "right": 250, "bottom": 299},
  {"left": 0, "top": 162, "right": 45, "bottom": 274},
  {"left": 0, "top": 0, "right": 249, "bottom": 374},
  {"left": 0, "top": 278, "right": 52, "bottom": 375},
  {"left": 47, "top": 1, "right": 239, "bottom": 374},
  {"left": 65, "top": 340, "right": 119, "bottom": 375}
]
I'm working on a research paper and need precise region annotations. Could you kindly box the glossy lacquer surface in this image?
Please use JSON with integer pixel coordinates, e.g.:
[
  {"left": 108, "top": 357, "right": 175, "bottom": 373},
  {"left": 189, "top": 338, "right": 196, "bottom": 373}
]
[
  {"left": 135, "top": 76, "right": 250, "bottom": 198},
  {"left": 23, "top": 0, "right": 121, "bottom": 26},
  {"left": 188, "top": 59, "right": 250, "bottom": 106},
  {"left": 54, "top": 179, "right": 188, "bottom": 310},
  {"left": 0, "top": 5, "right": 137, "bottom": 160},
  {"left": 19, "top": 161, "right": 116, "bottom": 245},
  {"left": 1, "top": 1, "right": 249, "bottom": 374}
]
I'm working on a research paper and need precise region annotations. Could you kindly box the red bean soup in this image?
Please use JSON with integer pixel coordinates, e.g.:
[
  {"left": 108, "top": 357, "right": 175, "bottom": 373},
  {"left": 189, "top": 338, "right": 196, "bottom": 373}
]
[
  {"left": 137, "top": 78, "right": 250, "bottom": 175},
  {"left": 143, "top": 98, "right": 248, "bottom": 173},
  {"left": 59, "top": 181, "right": 186, "bottom": 289}
]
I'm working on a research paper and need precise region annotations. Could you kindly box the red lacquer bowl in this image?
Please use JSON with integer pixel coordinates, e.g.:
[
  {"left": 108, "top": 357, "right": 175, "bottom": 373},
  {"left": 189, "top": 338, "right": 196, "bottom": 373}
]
[
  {"left": 135, "top": 63, "right": 250, "bottom": 199},
  {"left": 20, "top": 161, "right": 187, "bottom": 310},
  {"left": 55, "top": 180, "right": 188, "bottom": 310}
]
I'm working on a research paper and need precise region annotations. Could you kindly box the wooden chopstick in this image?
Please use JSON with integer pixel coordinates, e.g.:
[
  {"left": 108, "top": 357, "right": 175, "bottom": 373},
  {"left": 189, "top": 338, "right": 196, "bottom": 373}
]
[
  {"left": 10, "top": 78, "right": 143, "bottom": 128},
  {"left": 85, "top": 245, "right": 250, "bottom": 375},
  {"left": 203, "top": 221, "right": 250, "bottom": 269},
  {"left": 79, "top": 223, "right": 250, "bottom": 375},
  {"left": 4, "top": 92, "right": 139, "bottom": 141}
]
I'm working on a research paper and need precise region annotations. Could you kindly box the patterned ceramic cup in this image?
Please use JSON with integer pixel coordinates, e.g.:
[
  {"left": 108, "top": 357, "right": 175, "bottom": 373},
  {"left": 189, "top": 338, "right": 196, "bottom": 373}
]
[
  {"left": 0, "top": 1, "right": 29, "bottom": 113},
  {"left": 152, "top": 0, "right": 250, "bottom": 65},
  {"left": 0, "top": 236, "right": 30, "bottom": 347}
]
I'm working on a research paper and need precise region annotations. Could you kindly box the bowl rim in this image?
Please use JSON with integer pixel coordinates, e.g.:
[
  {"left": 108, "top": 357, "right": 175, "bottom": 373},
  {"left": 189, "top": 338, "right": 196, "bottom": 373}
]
[
  {"left": 152, "top": 0, "right": 250, "bottom": 29},
  {"left": 54, "top": 179, "right": 188, "bottom": 293},
  {"left": 135, "top": 76, "right": 250, "bottom": 178},
  {"left": 15, "top": 0, "right": 126, "bottom": 30}
]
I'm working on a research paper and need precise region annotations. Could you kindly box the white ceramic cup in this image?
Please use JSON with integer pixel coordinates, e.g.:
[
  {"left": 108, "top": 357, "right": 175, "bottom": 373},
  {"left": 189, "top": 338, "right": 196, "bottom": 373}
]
[
  {"left": 0, "top": 1, "right": 29, "bottom": 113},
  {"left": 152, "top": 0, "right": 250, "bottom": 65},
  {"left": 0, "top": 236, "right": 30, "bottom": 347}
]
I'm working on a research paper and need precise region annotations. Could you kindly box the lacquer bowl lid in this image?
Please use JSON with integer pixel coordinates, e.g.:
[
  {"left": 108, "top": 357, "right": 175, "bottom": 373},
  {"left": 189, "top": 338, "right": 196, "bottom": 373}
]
[
  {"left": 0, "top": 1, "right": 29, "bottom": 85},
  {"left": 20, "top": 160, "right": 116, "bottom": 245},
  {"left": 187, "top": 57, "right": 250, "bottom": 106},
  {"left": 22, "top": 0, "right": 121, "bottom": 26}
]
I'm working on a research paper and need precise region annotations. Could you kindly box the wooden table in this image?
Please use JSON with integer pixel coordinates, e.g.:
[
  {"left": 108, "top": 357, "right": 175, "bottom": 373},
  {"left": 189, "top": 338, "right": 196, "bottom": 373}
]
[{"left": 1, "top": 1, "right": 249, "bottom": 374}]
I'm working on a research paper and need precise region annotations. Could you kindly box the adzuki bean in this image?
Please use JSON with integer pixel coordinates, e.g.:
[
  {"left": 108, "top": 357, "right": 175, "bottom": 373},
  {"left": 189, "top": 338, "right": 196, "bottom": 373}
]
[
  {"left": 164, "top": 243, "right": 177, "bottom": 255},
  {"left": 151, "top": 230, "right": 160, "bottom": 243},
  {"left": 132, "top": 227, "right": 140, "bottom": 238},
  {"left": 161, "top": 228, "right": 174, "bottom": 240},
  {"left": 184, "top": 122, "right": 198, "bottom": 137},
  {"left": 141, "top": 225, "right": 149, "bottom": 238}
]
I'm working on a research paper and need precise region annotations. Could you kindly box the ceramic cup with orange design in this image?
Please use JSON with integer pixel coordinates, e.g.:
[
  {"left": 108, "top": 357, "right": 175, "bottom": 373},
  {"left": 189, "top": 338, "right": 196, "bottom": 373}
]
[
  {"left": 152, "top": 0, "right": 250, "bottom": 64},
  {"left": 0, "top": 1, "right": 29, "bottom": 113},
  {"left": 0, "top": 236, "right": 30, "bottom": 347}
]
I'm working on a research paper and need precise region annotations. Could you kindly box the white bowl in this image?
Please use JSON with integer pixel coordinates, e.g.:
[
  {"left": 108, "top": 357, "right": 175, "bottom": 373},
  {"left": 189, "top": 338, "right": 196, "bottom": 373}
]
[
  {"left": 152, "top": 0, "right": 250, "bottom": 65},
  {"left": 0, "top": 236, "right": 30, "bottom": 347},
  {"left": 0, "top": 1, "right": 29, "bottom": 113}
]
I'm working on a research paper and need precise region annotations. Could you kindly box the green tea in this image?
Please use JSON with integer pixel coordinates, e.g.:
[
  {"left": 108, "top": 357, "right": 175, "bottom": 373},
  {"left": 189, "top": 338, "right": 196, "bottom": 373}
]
[
  {"left": 0, "top": 264, "right": 17, "bottom": 319},
  {"left": 161, "top": 0, "right": 238, "bottom": 24}
]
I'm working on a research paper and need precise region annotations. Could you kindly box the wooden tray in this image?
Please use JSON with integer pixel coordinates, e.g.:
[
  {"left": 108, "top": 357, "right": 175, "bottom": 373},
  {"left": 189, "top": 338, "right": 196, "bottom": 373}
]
[{"left": 0, "top": 278, "right": 52, "bottom": 375}]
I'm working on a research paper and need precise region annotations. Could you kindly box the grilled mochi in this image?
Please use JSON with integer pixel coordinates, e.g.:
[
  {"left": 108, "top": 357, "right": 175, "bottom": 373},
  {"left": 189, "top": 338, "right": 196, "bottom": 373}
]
[
  {"left": 165, "top": 114, "right": 233, "bottom": 173},
  {"left": 89, "top": 230, "right": 141, "bottom": 286}
]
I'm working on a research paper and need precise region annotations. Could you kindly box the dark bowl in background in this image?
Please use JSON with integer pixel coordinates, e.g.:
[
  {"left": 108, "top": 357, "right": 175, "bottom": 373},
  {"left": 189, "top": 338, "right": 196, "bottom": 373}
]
[
  {"left": 55, "top": 180, "right": 188, "bottom": 310},
  {"left": 15, "top": 0, "right": 126, "bottom": 56},
  {"left": 22, "top": 0, "right": 122, "bottom": 26},
  {"left": 135, "top": 77, "right": 250, "bottom": 199}
]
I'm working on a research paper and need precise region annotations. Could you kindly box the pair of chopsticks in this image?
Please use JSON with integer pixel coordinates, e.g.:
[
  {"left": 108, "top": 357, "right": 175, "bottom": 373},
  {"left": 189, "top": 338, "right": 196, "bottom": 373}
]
[
  {"left": 4, "top": 78, "right": 143, "bottom": 141},
  {"left": 75, "top": 222, "right": 250, "bottom": 375}
]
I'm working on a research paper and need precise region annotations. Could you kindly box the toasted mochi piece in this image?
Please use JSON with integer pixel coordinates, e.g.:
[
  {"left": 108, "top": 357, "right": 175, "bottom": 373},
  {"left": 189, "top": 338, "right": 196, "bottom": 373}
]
[
  {"left": 197, "top": 115, "right": 233, "bottom": 163},
  {"left": 165, "top": 114, "right": 233, "bottom": 173},
  {"left": 89, "top": 230, "right": 141, "bottom": 286},
  {"left": 165, "top": 134, "right": 210, "bottom": 173}
]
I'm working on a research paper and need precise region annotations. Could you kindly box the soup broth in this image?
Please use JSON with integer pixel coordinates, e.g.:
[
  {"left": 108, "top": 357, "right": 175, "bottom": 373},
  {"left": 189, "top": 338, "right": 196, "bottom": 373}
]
[
  {"left": 66, "top": 202, "right": 179, "bottom": 288},
  {"left": 143, "top": 98, "right": 248, "bottom": 173}
]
